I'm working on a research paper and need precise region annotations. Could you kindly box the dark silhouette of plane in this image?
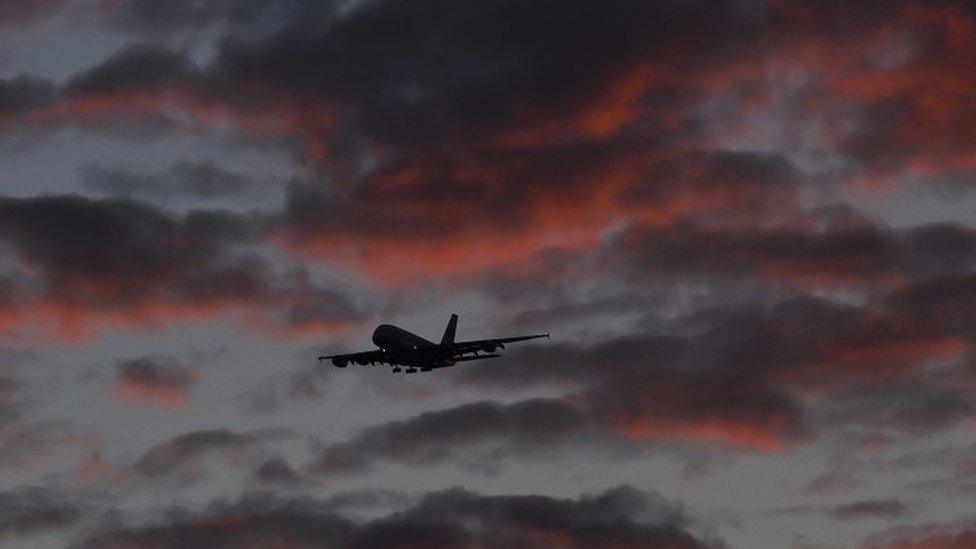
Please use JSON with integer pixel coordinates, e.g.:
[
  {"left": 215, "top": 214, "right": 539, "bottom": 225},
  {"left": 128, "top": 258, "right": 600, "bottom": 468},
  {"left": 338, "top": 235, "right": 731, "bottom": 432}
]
[{"left": 318, "top": 314, "right": 548, "bottom": 373}]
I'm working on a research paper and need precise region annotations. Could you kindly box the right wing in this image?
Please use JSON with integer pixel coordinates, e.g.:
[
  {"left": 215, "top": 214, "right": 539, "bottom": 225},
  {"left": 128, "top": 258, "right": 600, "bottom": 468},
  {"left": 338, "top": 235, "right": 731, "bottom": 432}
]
[
  {"left": 318, "top": 349, "right": 389, "bottom": 367},
  {"left": 449, "top": 334, "right": 549, "bottom": 355}
]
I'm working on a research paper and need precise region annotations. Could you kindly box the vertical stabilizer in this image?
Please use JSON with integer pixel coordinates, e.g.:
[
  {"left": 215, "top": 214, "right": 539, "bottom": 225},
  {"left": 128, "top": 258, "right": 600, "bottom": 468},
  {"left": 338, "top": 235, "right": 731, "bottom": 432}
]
[{"left": 441, "top": 314, "right": 458, "bottom": 345}]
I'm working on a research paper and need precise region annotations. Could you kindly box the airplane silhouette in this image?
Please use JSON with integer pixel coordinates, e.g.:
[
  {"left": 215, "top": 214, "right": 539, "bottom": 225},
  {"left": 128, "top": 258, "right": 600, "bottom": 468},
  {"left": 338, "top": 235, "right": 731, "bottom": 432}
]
[{"left": 318, "top": 314, "right": 548, "bottom": 373}]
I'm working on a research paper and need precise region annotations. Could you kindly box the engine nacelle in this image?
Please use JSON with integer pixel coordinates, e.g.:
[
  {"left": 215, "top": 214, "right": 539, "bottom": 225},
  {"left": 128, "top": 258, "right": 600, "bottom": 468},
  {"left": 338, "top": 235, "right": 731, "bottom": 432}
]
[
  {"left": 332, "top": 357, "right": 348, "bottom": 368},
  {"left": 482, "top": 344, "right": 497, "bottom": 353}
]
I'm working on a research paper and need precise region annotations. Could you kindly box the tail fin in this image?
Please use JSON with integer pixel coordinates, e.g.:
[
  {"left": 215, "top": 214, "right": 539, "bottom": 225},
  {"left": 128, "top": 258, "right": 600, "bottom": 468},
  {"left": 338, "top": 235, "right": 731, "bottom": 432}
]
[{"left": 441, "top": 314, "right": 458, "bottom": 345}]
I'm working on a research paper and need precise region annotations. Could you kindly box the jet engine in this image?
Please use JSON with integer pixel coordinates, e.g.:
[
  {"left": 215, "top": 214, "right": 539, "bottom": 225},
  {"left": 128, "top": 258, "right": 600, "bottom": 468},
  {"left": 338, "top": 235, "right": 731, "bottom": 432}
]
[{"left": 332, "top": 357, "right": 348, "bottom": 368}]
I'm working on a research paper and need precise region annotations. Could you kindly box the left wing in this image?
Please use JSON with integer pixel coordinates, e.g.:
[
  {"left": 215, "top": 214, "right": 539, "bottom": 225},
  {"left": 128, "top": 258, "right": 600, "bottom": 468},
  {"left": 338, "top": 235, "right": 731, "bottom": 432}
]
[
  {"left": 318, "top": 349, "right": 389, "bottom": 367},
  {"left": 448, "top": 333, "right": 549, "bottom": 355}
]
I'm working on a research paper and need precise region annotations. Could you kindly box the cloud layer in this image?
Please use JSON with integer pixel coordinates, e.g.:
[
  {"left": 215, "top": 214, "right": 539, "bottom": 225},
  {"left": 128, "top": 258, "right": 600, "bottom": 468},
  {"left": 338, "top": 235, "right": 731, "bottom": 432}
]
[{"left": 2, "top": 0, "right": 976, "bottom": 547}]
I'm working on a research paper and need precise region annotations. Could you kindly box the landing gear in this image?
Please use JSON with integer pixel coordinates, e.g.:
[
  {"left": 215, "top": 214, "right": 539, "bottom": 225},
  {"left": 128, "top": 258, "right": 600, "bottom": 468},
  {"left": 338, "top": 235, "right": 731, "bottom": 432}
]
[
  {"left": 405, "top": 368, "right": 417, "bottom": 374},
  {"left": 393, "top": 367, "right": 402, "bottom": 373}
]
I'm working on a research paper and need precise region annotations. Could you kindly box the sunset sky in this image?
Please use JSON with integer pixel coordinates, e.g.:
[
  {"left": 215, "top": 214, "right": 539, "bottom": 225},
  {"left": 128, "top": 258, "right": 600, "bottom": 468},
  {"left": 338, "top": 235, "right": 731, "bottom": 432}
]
[{"left": 2, "top": 1, "right": 976, "bottom": 547}]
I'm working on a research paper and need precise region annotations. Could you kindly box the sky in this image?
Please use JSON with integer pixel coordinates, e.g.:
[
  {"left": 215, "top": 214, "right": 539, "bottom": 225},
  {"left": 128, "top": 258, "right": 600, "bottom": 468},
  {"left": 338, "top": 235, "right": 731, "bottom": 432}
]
[{"left": 1, "top": 0, "right": 976, "bottom": 547}]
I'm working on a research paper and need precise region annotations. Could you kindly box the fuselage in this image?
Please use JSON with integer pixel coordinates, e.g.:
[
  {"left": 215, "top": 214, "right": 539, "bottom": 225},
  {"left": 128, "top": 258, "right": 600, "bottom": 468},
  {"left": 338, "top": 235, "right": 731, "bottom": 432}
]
[
  {"left": 372, "top": 324, "right": 434, "bottom": 352},
  {"left": 371, "top": 324, "right": 453, "bottom": 369}
]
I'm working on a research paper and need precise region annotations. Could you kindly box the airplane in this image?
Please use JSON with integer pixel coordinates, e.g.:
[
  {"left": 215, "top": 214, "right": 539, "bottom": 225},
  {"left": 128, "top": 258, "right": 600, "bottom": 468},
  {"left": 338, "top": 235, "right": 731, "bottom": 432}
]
[{"left": 318, "top": 314, "right": 548, "bottom": 374}]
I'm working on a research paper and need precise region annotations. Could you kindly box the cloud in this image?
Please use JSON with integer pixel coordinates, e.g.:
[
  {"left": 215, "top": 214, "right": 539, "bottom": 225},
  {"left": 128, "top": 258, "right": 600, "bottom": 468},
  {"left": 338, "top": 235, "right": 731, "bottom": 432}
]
[
  {"left": 309, "top": 399, "right": 591, "bottom": 476},
  {"left": 315, "top": 283, "right": 970, "bottom": 475},
  {"left": 114, "top": 355, "right": 198, "bottom": 407},
  {"left": 272, "top": 146, "right": 808, "bottom": 282},
  {"left": 72, "top": 486, "right": 721, "bottom": 549},
  {"left": 602, "top": 216, "right": 976, "bottom": 291},
  {"left": 0, "top": 1, "right": 786, "bottom": 282},
  {"left": 23, "top": 1, "right": 967, "bottom": 294},
  {"left": 831, "top": 499, "right": 907, "bottom": 521},
  {"left": 0, "top": 487, "right": 81, "bottom": 538},
  {"left": 0, "top": 77, "right": 56, "bottom": 119},
  {"left": 132, "top": 428, "right": 278, "bottom": 480},
  {"left": 826, "top": 2, "right": 976, "bottom": 187},
  {"left": 290, "top": 205, "right": 976, "bottom": 472},
  {"left": 214, "top": 0, "right": 760, "bottom": 148},
  {"left": 685, "top": 0, "right": 976, "bottom": 192},
  {"left": 308, "top": 370, "right": 804, "bottom": 479},
  {"left": 0, "top": 193, "right": 363, "bottom": 340},
  {"left": 0, "top": 76, "right": 58, "bottom": 150},
  {"left": 864, "top": 519, "right": 976, "bottom": 548},
  {"left": 250, "top": 456, "right": 303, "bottom": 486},
  {"left": 0, "top": 193, "right": 261, "bottom": 338},
  {"left": 449, "top": 286, "right": 974, "bottom": 452},
  {"left": 100, "top": 0, "right": 331, "bottom": 38},
  {"left": 450, "top": 331, "right": 804, "bottom": 447},
  {"left": 80, "top": 160, "right": 275, "bottom": 204},
  {"left": 19, "top": 0, "right": 757, "bottom": 157},
  {"left": 0, "top": 367, "right": 23, "bottom": 428},
  {"left": 0, "top": 0, "right": 64, "bottom": 27},
  {"left": 316, "top": 489, "right": 413, "bottom": 513},
  {"left": 10, "top": 0, "right": 976, "bottom": 204}
]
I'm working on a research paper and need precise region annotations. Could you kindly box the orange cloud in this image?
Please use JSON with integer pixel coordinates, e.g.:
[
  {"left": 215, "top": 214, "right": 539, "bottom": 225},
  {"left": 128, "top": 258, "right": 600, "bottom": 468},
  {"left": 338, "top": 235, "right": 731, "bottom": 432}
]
[
  {"left": 618, "top": 416, "right": 787, "bottom": 451},
  {"left": 113, "top": 378, "right": 191, "bottom": 408}
]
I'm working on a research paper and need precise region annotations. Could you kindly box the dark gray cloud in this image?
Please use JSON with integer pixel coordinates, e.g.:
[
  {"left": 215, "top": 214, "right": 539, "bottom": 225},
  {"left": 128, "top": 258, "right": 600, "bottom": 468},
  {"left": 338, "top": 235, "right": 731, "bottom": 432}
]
[
  {"left": 0, "top": 194, "right": 259, "bottom": 290},
  {"left": 114, "top": 355, "right": 197, "bottom": 406},
  {"left": 0, "top": 76, "right": 58, "bottom": 150},
  {"left": 62, "top": 44, "right": 203, "bottom": 97},
  {"left": 251, "top": 456, "right": 303, "bottom": 486},
  {"left": 887, "top": 272, "right": 976, "bottom": 327},
  {"left": 215, "top": 0, "right": 759, "bottom": 148},
  {"left": 0, "top": 487, "right": 81, "bottom": 538},
  {"left": 0, "top": 368, "right": 24, "bottom": 427},
  {"left": 452, "top": 326, "right": 808, "bottom": 442},
  {"left": 0, "top": 76, "right": 56, "bottom": 117},
  {"left": 831, "top": 499, "right": 907, "bottom": 521},
  {"left": 0, "top": 193, "right": 363, "bottom": 337},
  {"left": 602, "top": 219, "right": 976, "bottom": 289},
  {"left": 133, "top": 428, "right": 276, "bottom": 479},
  {"left": 72, "top": 486, "right": 720, "bottom": 549},
  {"left": 0, "top": 193, "right": 264, "bottom": 327},
  {"left": 309, "top": 399, "right": 590, "bottom": 476}
]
